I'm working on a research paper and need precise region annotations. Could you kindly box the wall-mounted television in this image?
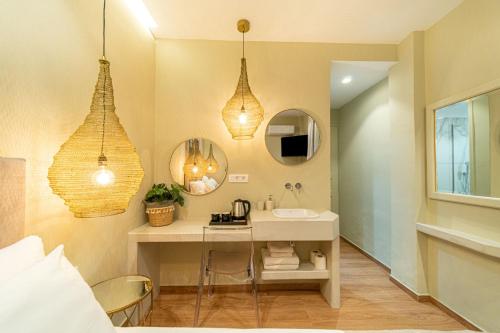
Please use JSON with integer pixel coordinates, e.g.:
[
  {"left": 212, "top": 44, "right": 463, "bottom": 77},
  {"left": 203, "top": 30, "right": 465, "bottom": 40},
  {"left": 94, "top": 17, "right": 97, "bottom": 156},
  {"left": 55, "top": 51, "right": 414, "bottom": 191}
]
[{"left": 281, "top": 135, "right": 308, "bottom": 157}]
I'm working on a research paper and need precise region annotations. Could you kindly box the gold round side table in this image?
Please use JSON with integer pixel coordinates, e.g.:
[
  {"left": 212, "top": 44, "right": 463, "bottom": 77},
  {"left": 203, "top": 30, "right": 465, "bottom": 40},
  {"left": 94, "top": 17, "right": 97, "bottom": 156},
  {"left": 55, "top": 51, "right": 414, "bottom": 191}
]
[{"left": 92, "top": 275, "right": 153, "bottom": 327}]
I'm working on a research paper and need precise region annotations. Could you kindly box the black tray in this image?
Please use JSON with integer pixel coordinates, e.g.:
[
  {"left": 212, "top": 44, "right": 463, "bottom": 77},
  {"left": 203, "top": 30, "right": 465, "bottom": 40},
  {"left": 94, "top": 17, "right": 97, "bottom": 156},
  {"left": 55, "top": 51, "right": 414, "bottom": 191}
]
[{"left": 209, "top": 219, "right": 248, "bottom": 226}]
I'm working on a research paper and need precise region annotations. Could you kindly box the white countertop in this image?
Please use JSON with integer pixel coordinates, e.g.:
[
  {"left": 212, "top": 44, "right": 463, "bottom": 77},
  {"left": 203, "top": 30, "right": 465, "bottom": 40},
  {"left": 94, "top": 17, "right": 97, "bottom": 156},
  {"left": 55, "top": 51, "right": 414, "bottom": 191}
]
[
  {"left": 250, "top": 210, "right": 338, "bottom": 223},
  {"left": 129, "top": 210, "right": 339, "bottom": 243},
  {"left": 129, "top": 219, "right": 251, "bottom": 242}
]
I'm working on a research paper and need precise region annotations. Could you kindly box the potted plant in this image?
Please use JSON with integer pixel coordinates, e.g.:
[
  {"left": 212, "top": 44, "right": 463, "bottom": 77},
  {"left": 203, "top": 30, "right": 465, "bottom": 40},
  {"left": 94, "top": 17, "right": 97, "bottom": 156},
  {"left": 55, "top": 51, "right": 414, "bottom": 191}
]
[{"left": 144, "top": 183, "right": 184, "bottom": 227}]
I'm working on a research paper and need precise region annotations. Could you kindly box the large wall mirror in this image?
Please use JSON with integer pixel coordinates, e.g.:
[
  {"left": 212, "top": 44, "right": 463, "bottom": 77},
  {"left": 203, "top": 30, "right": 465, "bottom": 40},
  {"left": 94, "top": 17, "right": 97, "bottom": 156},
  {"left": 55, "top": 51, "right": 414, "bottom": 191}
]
[
  {"left": 427, "top": 83, "right": 500, "bottom": 208},
  {"left": 265, "top": 109, "right": 320, "bottom": 165},
  {"left": 170, "top": 138, "right": 228, "bottom": 195}
]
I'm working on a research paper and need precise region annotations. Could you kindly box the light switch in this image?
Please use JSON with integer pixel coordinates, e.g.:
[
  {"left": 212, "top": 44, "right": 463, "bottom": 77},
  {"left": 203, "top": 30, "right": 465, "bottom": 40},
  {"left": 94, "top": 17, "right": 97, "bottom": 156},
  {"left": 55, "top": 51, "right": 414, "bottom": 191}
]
[{"left": 228, "top": 174, "right": 249, "bottom": 183}]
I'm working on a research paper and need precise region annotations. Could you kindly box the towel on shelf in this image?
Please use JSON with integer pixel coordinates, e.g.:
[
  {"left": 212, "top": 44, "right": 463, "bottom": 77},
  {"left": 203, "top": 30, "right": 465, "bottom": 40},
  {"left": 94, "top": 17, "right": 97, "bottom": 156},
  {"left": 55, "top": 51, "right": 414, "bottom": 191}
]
[
  {"left": 267, "top": 241, "right": 294, "bottom": 255},
  {"left": 263, "top": 264, "right": 299, "bottom": 270},
  {"left": 269, "top": 251, "right": 295, "bottom": 258},
  {"left": 261, "top": 248, "right": 299, "bottom": 266}
]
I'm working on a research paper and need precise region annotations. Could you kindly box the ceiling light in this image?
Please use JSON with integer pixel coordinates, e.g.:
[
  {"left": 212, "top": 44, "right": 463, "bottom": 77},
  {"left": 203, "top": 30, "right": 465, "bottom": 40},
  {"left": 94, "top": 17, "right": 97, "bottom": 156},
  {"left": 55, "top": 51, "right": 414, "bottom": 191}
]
[
  {"left": 341, "top": 76, "right": 353, "bottom": 84},
  {"left": 124, "top": 0, "right": 158, "bottom": 30}
]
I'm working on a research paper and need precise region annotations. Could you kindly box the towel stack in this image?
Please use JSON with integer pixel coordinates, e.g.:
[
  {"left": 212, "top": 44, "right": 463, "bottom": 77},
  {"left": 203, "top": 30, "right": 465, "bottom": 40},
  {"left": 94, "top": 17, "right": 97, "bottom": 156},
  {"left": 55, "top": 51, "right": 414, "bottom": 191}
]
[{"left": 261, "top": 241, "right": 299, "bottom": 270}]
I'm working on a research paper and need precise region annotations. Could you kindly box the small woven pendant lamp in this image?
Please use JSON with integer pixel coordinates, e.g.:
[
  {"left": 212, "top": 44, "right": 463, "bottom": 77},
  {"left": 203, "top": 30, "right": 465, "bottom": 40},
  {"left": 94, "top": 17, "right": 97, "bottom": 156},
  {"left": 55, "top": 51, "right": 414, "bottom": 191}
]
[
  {"left": 206, "top": 144, "right": 219, "bottom": 174},
  {"left": 48, "top": 0, "right": 144, "bottom": 218},
  {"left": 221, "top": 19, "right": 264, "bottom": 140},
  {"left": 182, "top": 139, "right": 207, "bottom": 180}
]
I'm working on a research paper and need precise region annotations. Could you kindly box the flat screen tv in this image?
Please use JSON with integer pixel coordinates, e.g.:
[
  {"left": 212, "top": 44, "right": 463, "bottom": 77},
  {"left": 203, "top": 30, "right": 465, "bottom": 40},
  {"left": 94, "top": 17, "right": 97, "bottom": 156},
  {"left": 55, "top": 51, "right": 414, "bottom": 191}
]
[{"left": 281, "top": 135, "right": 308, "bottom": 157}]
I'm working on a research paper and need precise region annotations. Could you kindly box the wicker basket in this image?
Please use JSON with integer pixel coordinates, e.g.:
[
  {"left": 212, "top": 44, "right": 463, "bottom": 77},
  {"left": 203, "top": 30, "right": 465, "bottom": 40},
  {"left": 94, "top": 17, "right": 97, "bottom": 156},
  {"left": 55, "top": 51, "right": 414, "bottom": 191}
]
[{"left": 146, "top": 203, "right": 175, "bottom": 227}]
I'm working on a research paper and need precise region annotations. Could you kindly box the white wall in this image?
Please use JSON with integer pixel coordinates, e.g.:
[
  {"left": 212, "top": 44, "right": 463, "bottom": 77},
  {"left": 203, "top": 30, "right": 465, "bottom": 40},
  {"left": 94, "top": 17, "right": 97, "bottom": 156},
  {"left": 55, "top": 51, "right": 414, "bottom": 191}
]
[{"left": 338, "top": 78, "right": 392, "bottom": 266}]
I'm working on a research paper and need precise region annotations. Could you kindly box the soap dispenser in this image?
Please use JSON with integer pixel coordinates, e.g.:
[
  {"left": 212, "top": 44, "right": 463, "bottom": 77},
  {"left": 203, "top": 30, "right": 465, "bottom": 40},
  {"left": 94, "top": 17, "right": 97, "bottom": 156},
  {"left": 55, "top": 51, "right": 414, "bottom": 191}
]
[{"left": 265, "top": 195, "right": 274, "bottom": 211}]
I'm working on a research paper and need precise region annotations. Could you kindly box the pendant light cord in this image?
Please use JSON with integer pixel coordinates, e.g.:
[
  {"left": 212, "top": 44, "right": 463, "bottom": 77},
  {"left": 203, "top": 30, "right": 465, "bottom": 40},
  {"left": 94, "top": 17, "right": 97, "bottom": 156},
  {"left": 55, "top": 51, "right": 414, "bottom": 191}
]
[
  {"left": 100, "top": 0, "right": 107, "bottom": 159},
  {"left": 102, "top": 0, "right": 106, "bottom": 59},
  {"left": 240, "top": 30, "right": 245, "bottom": 110}
]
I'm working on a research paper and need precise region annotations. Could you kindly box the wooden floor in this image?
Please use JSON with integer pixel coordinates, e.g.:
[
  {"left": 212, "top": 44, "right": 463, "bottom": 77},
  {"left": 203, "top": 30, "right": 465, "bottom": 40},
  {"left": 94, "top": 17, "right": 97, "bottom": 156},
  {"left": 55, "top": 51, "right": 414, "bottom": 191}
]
[{"left": 151, "top": 239, "right": 467, "bottom": 330}]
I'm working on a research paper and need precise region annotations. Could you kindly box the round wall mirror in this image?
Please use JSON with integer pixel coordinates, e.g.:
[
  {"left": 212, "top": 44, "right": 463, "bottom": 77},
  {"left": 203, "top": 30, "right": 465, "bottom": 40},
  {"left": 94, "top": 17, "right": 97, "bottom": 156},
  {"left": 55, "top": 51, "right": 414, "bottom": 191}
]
[
  {"left": 170, "top": 138, "right": 228, "bottom": 195},
  {"left": 265, "top": 109, "right": 320, "bottom": 165}
]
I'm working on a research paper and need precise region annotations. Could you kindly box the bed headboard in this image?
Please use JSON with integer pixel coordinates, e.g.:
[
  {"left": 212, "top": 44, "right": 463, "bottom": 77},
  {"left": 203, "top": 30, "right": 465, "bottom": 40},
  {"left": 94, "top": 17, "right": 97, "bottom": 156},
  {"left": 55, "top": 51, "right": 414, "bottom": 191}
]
[{"left": 0, "top": 157, "right": 26, "bottom": 248}]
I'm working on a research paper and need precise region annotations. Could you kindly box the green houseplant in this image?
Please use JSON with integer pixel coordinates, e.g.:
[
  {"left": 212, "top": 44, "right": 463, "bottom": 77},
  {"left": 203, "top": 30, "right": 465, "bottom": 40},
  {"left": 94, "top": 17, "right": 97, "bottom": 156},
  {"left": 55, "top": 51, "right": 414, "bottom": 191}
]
[{"left": 144, "top": 183, "right": 184, "bottom": 227}]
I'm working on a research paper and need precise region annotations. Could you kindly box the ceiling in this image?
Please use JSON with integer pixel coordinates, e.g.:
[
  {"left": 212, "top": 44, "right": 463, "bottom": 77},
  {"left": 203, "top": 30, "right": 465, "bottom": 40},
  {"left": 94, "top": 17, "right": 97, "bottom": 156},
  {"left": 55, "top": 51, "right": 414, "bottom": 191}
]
[
  {"left": 331, "top": 61, "right": 395, "bottom": 109},
  {"left": 143, "top": 0, "right": 462, "bottom": 43}
]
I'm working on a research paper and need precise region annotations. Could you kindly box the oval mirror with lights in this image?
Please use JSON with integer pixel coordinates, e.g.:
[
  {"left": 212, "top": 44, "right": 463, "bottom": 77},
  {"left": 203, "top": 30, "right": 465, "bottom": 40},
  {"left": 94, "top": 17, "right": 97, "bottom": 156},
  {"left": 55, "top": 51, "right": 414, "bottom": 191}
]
[
  {"left": 170, "top": 138, "right": 228, "bottom": 195},
  {"left": 265, "top": 109, "right": 320, "bottom": 165}
]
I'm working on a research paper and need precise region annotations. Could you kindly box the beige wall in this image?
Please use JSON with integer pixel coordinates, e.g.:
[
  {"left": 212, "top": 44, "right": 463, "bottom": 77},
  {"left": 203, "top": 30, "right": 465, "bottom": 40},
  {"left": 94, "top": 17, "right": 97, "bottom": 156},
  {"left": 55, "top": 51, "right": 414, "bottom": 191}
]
[
  {"left": 330, "top": 109, "right": 340, "bottom": 214},
  {"left": 388, "top": 31, "right": 428, "bottom": 294},
  {"left": 338, "top": 78, "right": 392, "bottom": 266},
  {"left": 154, "top": 39, "right": 396, "bottom": 284},
  {"left": 424, "top": 0, "right": 500, "bottom": 331},
  {"left": 154, "top": 39, "right": 397, "bottom": 219},
  {"left": 0, "top": 0, "right": 156, "bottom": 284}
]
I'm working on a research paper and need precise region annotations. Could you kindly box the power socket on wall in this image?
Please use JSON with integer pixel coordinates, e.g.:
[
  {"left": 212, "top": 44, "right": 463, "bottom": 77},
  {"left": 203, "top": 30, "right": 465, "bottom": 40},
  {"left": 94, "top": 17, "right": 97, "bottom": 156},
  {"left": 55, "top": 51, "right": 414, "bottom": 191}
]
[{"left": 228, "top": 174, "right": 249, "bottom": 183}]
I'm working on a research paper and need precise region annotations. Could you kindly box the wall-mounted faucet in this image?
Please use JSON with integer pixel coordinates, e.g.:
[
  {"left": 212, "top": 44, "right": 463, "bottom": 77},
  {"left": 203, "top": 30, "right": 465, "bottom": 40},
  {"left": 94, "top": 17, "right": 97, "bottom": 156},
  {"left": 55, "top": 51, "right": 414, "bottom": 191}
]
[
  {"left": 284, "top": 182, "right": 293, "bottom": 191},
  {"left": 295, "top": 182, "right": 302, "bottom": 190}
]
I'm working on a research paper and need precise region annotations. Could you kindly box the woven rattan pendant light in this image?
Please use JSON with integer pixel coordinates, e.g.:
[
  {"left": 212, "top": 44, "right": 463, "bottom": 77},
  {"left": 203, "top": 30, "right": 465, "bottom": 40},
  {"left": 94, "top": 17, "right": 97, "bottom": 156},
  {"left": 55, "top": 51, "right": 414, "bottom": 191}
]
[
  {"left": 221, "top": 19, "right": 264, "bottom": 140},
  {"left": 206, "top": 144, "right": 219, "bottom": 174},
  {"left": 183, "top": 139, "right": 207, "bottom": 180},
  {"left": 48, "top": 0, "right": 144, "bottom": 218}
]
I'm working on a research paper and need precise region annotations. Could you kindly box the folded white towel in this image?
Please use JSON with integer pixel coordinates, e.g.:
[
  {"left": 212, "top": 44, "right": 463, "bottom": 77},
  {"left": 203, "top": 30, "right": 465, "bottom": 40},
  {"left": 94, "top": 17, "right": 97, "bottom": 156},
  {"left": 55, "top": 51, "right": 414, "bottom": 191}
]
[
  {"left": 267, "top": 241, "right": 294, "bottom": 254},
  {"left": 269, "top": 252, "right": 294, "bottom": 258},
  {"left": 264, "top": 264, "right": 299, "bottom": 270},
  {"left": 261, "top": 248, "right": 300, "bottom": 266}
]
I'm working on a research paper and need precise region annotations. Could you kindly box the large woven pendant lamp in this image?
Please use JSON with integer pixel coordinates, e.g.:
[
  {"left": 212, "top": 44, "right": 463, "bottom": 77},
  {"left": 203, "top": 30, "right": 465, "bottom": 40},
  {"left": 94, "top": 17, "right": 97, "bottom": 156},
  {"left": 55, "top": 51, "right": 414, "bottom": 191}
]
[
  {"left": 48, "top": 0, "right": 144, "bottom": 218},
  {"left": 221, "top": 19, "right": 264, "bottom": 140}
]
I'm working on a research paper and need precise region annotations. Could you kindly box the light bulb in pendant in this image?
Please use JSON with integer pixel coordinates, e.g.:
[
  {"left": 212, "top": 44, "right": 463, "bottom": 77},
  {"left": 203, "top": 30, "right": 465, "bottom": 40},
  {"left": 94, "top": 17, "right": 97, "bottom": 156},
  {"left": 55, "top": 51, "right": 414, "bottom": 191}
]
[
  {"left": 207, "top": 164, "right": 213, "bottom": 172},
  {"left": 192, "top": 164, "right": 199, "bottom": 174},
  {"left": 93, "top": 154, "right": 115, "bottom": 186},
  {"left": 239, "top": 107, "right": 248, "bottom": 124}
]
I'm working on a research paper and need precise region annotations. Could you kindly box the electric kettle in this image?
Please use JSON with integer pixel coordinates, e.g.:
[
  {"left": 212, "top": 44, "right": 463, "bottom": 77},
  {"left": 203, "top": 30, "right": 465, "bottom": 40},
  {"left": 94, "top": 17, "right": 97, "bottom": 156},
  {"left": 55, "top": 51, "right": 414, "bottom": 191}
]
[{"left": 231, "top": 199, "right": 251, "bottom": 220}]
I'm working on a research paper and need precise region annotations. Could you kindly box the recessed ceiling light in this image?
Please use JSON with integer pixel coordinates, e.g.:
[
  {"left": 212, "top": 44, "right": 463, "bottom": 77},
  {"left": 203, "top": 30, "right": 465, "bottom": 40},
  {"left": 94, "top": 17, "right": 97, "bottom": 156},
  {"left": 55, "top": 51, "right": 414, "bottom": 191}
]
[{"left": 341, "top": 76, "right": 353, "bottom": 85}]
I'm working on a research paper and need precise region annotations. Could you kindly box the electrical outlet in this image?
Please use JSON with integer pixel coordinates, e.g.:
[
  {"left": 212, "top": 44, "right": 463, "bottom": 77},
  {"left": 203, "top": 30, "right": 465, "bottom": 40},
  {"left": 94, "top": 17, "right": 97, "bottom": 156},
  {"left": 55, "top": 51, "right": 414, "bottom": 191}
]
[{"left": 228, "top": 174, "right": 249, "bottom": 183}]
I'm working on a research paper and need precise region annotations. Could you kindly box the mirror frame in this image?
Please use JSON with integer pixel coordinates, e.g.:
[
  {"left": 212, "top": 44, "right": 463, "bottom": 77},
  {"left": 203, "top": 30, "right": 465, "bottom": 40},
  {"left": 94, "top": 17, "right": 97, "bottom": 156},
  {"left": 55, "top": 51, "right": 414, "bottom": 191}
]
[
  {"left": 426, "top": 78, "right": 500, "bottom": 209},
  {"left": 264, "top": 109, "right": 321, "bottom": 166},
  {"left": 169, "top": 137, "right": 228, "bottom": 196}
]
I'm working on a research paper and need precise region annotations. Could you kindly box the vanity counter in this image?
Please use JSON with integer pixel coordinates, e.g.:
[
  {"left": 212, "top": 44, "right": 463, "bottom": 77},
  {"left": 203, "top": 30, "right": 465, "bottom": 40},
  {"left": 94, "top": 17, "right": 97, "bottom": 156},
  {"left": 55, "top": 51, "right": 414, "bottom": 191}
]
[
  {"left": 251, "top": 210, "right": 339, "bottom": 241},
  {"left": 128, "top": 212, "right": 340, "bottom": 308},
  {"left": 251, "top": 210, "right": 338, "bottom": 222}
]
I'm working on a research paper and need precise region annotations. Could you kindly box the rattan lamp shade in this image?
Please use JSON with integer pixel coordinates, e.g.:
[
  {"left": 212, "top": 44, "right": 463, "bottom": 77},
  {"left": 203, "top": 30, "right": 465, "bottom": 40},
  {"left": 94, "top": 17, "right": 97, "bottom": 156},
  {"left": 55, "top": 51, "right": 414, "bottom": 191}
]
[
  {"left": 222, "top": 58, "right": 264, "bottom": 140},
  {"left": 182, "top": 139, "right": 207, "bottom": 180},
  {"left": 48, "top": 59, "right": 144, "bottom": 218},
  {"left": 206, "top": 144, "right": 219, "bottom": 174}
]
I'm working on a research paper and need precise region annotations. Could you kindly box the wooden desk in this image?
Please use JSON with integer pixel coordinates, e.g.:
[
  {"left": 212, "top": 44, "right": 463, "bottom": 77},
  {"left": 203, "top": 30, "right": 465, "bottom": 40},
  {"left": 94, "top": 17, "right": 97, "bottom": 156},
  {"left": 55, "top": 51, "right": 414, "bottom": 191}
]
[{"left": 128, "top": 212, "right": 340, "bottom": 308}]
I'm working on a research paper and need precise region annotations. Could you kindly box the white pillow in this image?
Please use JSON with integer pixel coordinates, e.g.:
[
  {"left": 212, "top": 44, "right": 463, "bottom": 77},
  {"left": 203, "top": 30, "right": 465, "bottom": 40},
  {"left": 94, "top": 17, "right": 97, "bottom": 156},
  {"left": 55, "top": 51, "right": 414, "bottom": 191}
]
[
  {"left": 0, "top": 245, "right": 115, "bottom": 333},
  {"left": 0, "top": 235, "right": 45, "bottom": 283}
]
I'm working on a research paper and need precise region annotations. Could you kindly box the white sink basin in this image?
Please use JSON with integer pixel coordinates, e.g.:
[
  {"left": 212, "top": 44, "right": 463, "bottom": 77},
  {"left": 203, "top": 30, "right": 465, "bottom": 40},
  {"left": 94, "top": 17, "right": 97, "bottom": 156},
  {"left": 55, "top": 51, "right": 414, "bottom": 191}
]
[{"left": 272, "top": 209, "right": 319, "bottom": 219}]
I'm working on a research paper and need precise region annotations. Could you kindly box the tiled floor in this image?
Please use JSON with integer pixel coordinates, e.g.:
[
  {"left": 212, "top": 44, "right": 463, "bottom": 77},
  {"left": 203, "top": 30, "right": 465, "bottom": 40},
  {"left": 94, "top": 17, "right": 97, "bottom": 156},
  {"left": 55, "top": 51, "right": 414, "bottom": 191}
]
[{"left": 151, "top": 239, "right": 467, "bottom": 330}]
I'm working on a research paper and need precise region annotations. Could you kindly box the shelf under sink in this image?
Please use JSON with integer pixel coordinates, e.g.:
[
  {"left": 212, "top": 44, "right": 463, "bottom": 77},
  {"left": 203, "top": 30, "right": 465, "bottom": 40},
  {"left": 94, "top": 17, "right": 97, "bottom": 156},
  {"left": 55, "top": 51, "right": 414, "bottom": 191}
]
[{"left": 260, "top": 261, "right": 329, "bottom": 280}]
